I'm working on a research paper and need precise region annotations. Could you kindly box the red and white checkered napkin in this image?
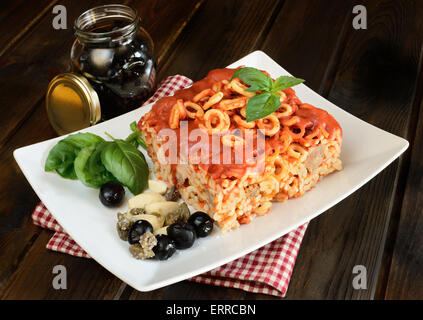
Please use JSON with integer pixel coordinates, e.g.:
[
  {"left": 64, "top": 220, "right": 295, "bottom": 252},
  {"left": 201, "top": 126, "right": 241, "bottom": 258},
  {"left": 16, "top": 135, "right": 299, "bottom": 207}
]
[{"left": 32, "top": 75, "right": 309, "bottom": 297}]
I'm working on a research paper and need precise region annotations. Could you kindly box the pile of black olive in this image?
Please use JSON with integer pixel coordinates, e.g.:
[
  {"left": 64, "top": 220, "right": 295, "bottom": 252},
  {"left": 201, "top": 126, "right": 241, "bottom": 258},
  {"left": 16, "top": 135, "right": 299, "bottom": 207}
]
[{"left": 127, "top": 211, "right": 214, "bottom": 260}]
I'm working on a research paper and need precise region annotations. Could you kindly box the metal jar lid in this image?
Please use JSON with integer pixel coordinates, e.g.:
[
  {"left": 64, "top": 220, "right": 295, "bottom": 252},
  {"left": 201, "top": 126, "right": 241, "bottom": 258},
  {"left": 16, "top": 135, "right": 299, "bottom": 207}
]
[{"left": 46, "top": 73, "right": 101, "bottom": 135}]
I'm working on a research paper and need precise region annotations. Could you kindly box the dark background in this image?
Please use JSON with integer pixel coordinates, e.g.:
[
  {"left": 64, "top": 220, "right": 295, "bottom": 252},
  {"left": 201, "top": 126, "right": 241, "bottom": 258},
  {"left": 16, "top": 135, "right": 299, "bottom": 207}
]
[{"left": 0, "top": 0, "right": 422, "bottom": 299}]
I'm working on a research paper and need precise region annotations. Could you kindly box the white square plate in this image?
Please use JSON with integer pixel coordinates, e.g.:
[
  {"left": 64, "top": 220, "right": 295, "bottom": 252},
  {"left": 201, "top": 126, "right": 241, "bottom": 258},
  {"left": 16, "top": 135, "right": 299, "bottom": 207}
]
[{"left": 14, "top": 51, "right": 409, "bottom": 291}]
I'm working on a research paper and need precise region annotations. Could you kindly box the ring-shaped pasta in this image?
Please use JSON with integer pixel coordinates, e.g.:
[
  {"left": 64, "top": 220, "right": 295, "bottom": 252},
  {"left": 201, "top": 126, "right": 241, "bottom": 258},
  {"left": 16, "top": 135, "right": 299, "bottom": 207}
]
[
  {"left": 265, "top": 145, "right": 280, "bottom": 163},
  {"left": 175, "top": 99, "right": 187, "bottom": 119},
  {"left": 287, "top": 177, "right": 300, "bottom": 197},
  {"left": 184, "top": 101, "right": 204, "bottom": 119},
  {"left": 203, "top": 92, "right": 224, "bottom": 110},
  {"left": 281, "top": 116, "right": 300, "bottom": 126},
  {"left": 276, "top": 103, "right": 293, "bottom": 118},
  {"left": 254, "top": 201, "right": 272, "bottom": 216},
  {"left": 229, "top": 78, "right": 255, "bottom": 98},
  {"left": 288, "top": 124, "right": 305, "bottom": 140},
  {"left": 273, "top": 157, "right": 288, "bottom": 181},
  {"left": 277, "top": 130, "right": 293, "bottom": 153},
  {"left": 212, "top": 81, "right": 222, "bottom": 93},
  {"left": 221, "top": 178, "right": 238, "bottom": 190},
  {"left": 304, "top": 127, "right": 321, "bottom": 140},
  {"left": 218, "top": 97, "right": 247, "bottom": 110},
  {"left": 273, "top": 192, "right": 288, "bottom": 202},
  {"left": 233, "top": 114, "right": 256, "bottom": 129},
  {"left": 193, "top": 89, "right": 215, "bottom": 103},
  {"left": 259, "top": 176, "right": 280, "bottom": 195},
  {"left": 169, "top": 104, "right": 180, "bottom": 129},
  {"left": 240, "top": 106, "right": 247, "bottom": 118},
  {"left": 287, "top": 143, "right": 308, "bottom": 162},
  {"left": 203, "top": 109, "right": 230, "bottom": 134},
  {"left": 303, "top": 127, "right": 322, "bottom": 147},
  {"left": 221, "top": 134, "right": 245, "bottom": 148},
  {"left": 277, "top": 90, "right": 287, "bottom": 102},
  {"left": 257, "top": 114, "right": 280, "bottom": 136}
]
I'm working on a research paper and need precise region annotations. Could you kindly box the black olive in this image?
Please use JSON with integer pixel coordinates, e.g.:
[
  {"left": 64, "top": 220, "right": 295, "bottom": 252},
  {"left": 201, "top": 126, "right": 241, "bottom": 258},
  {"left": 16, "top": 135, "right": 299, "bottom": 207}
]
[
  {"left": 153, "top": 234, "right": 177, "bottom": 260},
  {"left": 99, "top": 182, "right": 125, "bottom": 207},
  {"left": 188, "top": 212, "right": 214, "bottom": 238},
  {"left": 127, "top": 220, "right": 153, "bottom": 244},
  {"left": 167, "top": 222, "right": 196, "bottom": 249}
]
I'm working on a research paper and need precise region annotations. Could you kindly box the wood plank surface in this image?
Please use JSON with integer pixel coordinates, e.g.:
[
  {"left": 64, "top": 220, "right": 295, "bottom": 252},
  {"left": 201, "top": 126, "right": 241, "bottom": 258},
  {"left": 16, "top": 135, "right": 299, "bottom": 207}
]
[
  {"left": 1, "top": 0, "right": 423, "bottom": 300},
  {"left": 157, "top": 0, "right": 284, "bottom": 81},
  {"left": 285, "top": 0, "right": 423, "bottom": 299},
  {"left": 0, "top": 0, "right": 58, "bottom": 58},
  {"left": 0, "top": 0, "right": 203, "bottom": 299},
  {"left": 384, "top": 86, "right": 423, "bottom": 299},
  {"left": 0, "top": 0, "right": 202, "bottom": 148}
]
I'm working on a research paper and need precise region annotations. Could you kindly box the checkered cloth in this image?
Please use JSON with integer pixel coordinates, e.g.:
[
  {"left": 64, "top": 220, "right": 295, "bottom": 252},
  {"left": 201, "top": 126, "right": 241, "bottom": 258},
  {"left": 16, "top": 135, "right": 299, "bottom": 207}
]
[{"left": 32, "top": 75, "right": 309, "bottom": 297}]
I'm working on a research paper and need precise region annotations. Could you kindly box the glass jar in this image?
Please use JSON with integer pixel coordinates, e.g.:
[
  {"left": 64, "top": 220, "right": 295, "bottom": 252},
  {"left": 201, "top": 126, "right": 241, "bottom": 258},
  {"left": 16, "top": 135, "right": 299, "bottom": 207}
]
[{"left": 71, "top": 4, "right": 156, "bottom": 121}]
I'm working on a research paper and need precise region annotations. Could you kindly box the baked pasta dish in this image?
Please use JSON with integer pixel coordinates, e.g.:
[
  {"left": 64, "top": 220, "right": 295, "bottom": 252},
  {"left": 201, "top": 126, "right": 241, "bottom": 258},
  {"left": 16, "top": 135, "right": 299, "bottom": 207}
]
[{"left": 138, "top": 68, "right": 342, "bottom": 232}]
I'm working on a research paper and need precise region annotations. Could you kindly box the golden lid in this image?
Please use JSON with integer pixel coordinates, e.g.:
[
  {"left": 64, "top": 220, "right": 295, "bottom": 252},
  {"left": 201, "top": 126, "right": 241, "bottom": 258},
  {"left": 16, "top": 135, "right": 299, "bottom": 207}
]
[{"left": 46, "top": 73, "right": 101, "bottom": 135}]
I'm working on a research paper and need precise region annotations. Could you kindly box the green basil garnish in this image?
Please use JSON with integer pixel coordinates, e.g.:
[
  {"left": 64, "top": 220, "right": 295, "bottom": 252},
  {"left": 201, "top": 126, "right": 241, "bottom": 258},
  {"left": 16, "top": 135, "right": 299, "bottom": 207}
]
[
  {"left": 232, "top": 67, "right": 305, "bottom": 122},
  {"left": 74, "top": 142, "right": 117, "bottom": 188},
  {"left": 45, "top": 133, "right": 104, "bottom": 179},
  {"left": 100, "top": 139, "right": 149, "bottom": 195},
  {"left": 126, "top": 121, "right": 147, "bottom": 149},
  {"left": 45, "top": 124, "right": 149, "bottom": 195},
  {"left": 246, "top": 92, "right": 281, "bottom": 122}
]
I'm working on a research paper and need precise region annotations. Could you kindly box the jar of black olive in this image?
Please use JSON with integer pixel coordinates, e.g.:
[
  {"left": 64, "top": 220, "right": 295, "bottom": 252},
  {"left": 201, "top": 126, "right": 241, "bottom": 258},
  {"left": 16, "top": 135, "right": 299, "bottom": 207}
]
[{"left": 70, "top": 4, "right": 156, "bottom": 121}]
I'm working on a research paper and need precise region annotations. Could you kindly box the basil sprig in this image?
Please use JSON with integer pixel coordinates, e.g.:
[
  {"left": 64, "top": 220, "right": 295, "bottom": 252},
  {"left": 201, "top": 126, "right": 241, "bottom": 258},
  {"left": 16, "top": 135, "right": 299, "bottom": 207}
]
[
  {"left": 45, "top": 123, "right": 149, "bottom": 195},
  {"left": 231, "top": 67, "right": 304, "bottom": 122},
  {"left": 126, "top": 121, "right": 147, "bottom": 149}
]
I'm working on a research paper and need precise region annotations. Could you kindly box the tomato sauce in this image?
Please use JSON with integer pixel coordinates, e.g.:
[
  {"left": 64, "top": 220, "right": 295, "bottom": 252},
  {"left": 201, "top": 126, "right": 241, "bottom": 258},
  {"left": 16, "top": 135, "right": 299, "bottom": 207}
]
[{"left": 138, "top": 68, "right": 342, "bottom": 184}]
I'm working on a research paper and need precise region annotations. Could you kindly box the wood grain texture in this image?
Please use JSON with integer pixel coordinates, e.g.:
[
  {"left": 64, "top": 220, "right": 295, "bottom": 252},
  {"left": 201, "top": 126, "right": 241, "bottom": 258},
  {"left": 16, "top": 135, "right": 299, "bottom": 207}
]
[
  {"left": 1, "top": 0, "right": 423, "bottom": 300},
  {"left": 383, "top": 87, "right": 423, "bottom": 300},
  {"left": 260, "top": 0, "right": 354, "bottom": 94},
  {"left": 157, "top": 0, "right": 283, "bottom": 81},
  {"left": 0, "top": 0, "right": 202, "bottom": 148},
  {"left": 285, "top": 0, "right": 423, "bottom": 299},
  {"left": 0, "top": 0, "right": 58, "bottom": 58},
  {"left": 1, "top": 231, "right": 124, "bottom": 300},
  {"left": 128, "top": 0, "right": 204, "bottom": 64},
  {"left": 0, "top": 0, "right": 203, "bottom": 299}
]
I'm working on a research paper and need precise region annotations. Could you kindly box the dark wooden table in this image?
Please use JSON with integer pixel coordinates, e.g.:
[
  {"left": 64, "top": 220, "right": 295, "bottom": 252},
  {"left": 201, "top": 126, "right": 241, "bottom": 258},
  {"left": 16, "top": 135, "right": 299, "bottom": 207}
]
[{"left": 1, "top": 0, "right": 422, "bottom": 300}]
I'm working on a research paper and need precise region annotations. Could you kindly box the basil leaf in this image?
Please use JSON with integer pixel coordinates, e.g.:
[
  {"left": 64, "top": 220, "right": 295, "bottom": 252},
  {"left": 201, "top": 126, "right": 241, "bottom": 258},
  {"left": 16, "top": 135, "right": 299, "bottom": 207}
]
[
  {"left": 100, "top": 139, "right": 149, "bottom": 195},
  {"left": 272, "top": 76, "right": 305, "bottom": 92},
  {"left": 126, "top": 121, "right": 147, "bottom": 149},
  {"left": 244, "top": 84, "right": 263, "bottom": 93},
  {"left": 62, "top": 132, "right": 104, "bottom": 149},
  {"left": 232, "top": 67, "right": 273, "bottom": 92},
  {"left": 45, "top": 133, "right": 104, "bottom": 179},
  {"left": 125, "top": 131, "right": 147, "bottom": 149},
  {"left": 44, "top": 141, "right": 79, "bottom": 179},
  {"left": 137, "top": 137, "right": 147, "bottom": 149},
  {"left": 74, "top": 142, "right": 117, "bottom": 188},
  {"left": 130, "top": 121, "right": 138, "bottom": 132},
  {"left": 246, "top": 92, "right": 281, "bottom": 122}
]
